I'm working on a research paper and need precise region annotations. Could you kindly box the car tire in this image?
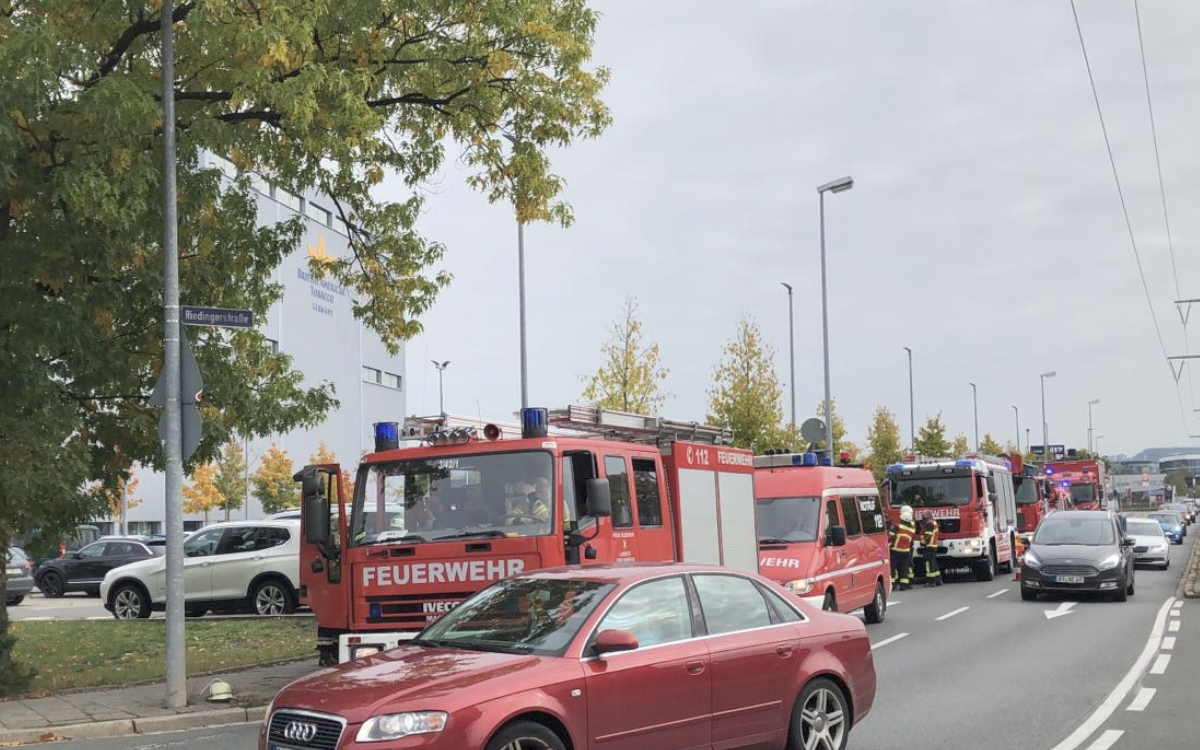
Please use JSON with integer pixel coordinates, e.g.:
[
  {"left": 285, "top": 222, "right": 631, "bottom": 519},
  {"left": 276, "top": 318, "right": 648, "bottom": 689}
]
[
  {"left": 1020, "top": 585, "right": 1038, "bottom": 601},
  {"left": 863, "top": 581, "right": 886, "bottom": 624},
  {"left": 39, "top": 571, "right": 64, "bottom": 598},
  {"left": 484, "top": 720, "right": 566, "bottom": 750},
  {"left": 821, "top": 590, "right": 837, "bottom": 613},
  {"left": 1126, "top": 570, "right": 1135, "bottom": 597},
  {"left": 185, "top": 605, "right": 209, "bottom": 618},
  {"left": 787, "top": 677, "right": 850, "bottom": 750},
  {"left": 1162, "top": 558, "right": 1171, "bottom": 570},
  {"left": 251, "top": 579, "right": 296, "bottom": 616},
  {"left": 111, "top": 583, "right": 151, "bottom": 619},
  {"left": 975, "top": 549, "right": 996, "bottom": 582},
  {"left": 6, "top": 596, "right": 24, "bottom": 606}
]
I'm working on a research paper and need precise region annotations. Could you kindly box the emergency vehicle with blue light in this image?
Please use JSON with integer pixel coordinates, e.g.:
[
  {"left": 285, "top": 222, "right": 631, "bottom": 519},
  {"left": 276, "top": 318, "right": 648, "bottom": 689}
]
[{"left": 1045, "top": 458, "right": 1106, "bottom": 511}]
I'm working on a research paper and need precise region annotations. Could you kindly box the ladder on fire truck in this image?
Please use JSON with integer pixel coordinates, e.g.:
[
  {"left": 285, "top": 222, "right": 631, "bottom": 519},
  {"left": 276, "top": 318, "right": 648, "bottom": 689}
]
[{"left": 546, "top": 405, "right": 733, "bottom": 446}]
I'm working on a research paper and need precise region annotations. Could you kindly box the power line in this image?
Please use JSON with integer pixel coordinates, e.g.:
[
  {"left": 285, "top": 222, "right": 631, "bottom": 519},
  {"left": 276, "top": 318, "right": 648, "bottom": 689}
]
[{"left": 1069, "top": 0, "right": 1188, "bottom": 432}]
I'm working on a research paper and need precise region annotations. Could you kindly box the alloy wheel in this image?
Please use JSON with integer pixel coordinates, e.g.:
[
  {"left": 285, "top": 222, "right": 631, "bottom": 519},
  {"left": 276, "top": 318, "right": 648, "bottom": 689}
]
[
  {"left": 255, "top": 584, "right": 287, "bottom": 615},
  {"left": 499, "top": 738, "right": 553, "bottom": 750},
  {"left": 113, "top": 588, "right": 142, "bottom": 619},
  {"left": 800, "top": 686, "right": 846, "bottom": 750}
]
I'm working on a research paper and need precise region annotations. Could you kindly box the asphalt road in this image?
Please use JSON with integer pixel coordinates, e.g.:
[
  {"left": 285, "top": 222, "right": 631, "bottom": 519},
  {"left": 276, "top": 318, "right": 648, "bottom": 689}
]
[{"left": 29, "top": 535, "right": 1200, "bottom": 750}]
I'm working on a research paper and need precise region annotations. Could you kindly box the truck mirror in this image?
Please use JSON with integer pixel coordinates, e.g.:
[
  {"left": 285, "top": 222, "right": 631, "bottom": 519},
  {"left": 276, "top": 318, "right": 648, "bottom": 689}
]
[
  {"left": 586, "top": 478, "right": 612, "bottom": 518},
  {"left": 300, "top": 474, "right": 330, "bottom": 546},
  {"left": 826, "top": 525, "right": 847, "bottom": 547}
]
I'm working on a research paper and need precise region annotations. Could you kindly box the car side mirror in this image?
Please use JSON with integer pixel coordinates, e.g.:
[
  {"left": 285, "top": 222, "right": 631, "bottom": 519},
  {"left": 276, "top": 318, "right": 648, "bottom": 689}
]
[
  {"left": 297, "top": 471, "right": 330, "bottom": 546},
  {"left": 594, "top": 629, "right": 638, "bottom": 656},
  {"left": 1120, "top": 538, "right": 1135, "bottom": 548},
  {"left": 71, "top": 552, "right": 83, "bottom": 560},
  {"left": 825, "top": 526, "right": 847, "bottom": 547},
  {"left": 586, "top": 478, "right": 612, "bottom": 518}
]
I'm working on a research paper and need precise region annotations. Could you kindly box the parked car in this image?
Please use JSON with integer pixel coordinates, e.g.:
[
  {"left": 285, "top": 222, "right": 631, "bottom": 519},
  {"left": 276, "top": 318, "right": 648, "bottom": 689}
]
[
  {"left": 35, "top": 536, "right": 164, "bottom": 597},
  {"left": 260, "top": 563, "right": 877, "bottom": 750},
  {"left": 1149, "top": 511, "right": 1186, "bottom": 544},
  {"left": 1123, "top": 517, "right": 1171, "bottom": 569},
  {"left": 5, "top": 547, "right": 35, "bottom": 606},
  {"left": 13, "top": 524, "right": 102, "bottom": 567},
  {"left": 265, "top": 509, "right": 302, "bottom": 521},
  {"left": 101, "top": 520, "right": 300, "bottom": 619},
  {"left": 1020, "top": 510, "right": 1135, "bottom": 601}
]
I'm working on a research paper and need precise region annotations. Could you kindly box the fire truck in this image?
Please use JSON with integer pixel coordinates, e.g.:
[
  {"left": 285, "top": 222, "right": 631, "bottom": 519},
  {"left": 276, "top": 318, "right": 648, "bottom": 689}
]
[
  {"left": 884, "top": 454, "right": 1018, "bottom": 582},
  {"left": 1045, "top": 458, "right": 1106, "bottom": 511},
  {"left": 295, "top": 405, "right": 759, "bottom": 664},
  {"left": 1013, "top": 455, "right": 1051, "bottom": 533}
]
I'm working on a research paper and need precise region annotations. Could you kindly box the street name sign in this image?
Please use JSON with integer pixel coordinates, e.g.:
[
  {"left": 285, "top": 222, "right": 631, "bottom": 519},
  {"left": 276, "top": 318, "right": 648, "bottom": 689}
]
[{"left": 181, "top": 306, "right": 254, "bottom": 328}]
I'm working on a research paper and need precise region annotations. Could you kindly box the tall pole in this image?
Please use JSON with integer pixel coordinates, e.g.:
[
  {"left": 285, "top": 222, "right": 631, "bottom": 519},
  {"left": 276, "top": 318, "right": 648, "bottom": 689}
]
[
  {"left": 160, "top": 0, "right": 186, "bottom": 709},
  {"left": 432, "top": 360, "right": 450, "bottom": 418},
  {"left": 904, "top": 347, "right": 915, "bottom": 450},
  {"left": 120, "top": 477, "right": 128, "bottom": 536},
  {"left": 1012, "top": 405, "right": 1020, "bottom": 453},
  {"left": 970, "top": 382, "right": 979, "bottom": 451},
  {"left": 1040, "top": 371, "right": 1056, "bottom": 465},
  {"left": 782, "top": 283, "right": 796, "bottom": 431},
  {"left": 815, "top": 176, "right": 853, "bottom": 461},
  {"left": 1087, "top": 399, "right": 1099, "bottom": 455},
  {"left": 244, "top": 436, "right": 250, "bottom": 520},
  {"left": 517, "top": 220, "right": 528, "bottom": 409}
]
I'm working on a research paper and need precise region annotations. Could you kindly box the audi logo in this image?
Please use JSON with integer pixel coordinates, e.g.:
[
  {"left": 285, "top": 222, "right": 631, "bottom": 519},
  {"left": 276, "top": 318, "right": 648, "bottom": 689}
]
[{"left": 283, "top": 720, "right": 318, "bottom": 743}]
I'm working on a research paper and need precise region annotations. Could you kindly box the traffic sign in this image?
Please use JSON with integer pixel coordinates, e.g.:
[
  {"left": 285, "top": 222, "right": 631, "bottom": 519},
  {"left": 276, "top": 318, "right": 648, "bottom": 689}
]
[{"left": 181, "top": 306, "right": 254, "bottom": 328}]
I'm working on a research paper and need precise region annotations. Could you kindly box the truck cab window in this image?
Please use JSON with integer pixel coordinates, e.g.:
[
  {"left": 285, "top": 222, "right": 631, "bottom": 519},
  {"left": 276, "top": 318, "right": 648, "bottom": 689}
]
[
  {"left": 839, "top": 496, "right": 863, "bottom": 537},
  {"left": 631, "top": 458, "right": 663, "bottom": 527},
  {"left": 604, "top": 455, "right": 634, "bottom": 528}
]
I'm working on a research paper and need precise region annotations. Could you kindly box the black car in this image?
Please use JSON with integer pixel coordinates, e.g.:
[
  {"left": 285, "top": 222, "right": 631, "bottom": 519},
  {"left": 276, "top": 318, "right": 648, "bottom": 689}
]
[
  {"left": 1020, "top": 510, "right": 1135, "bottom": 602},
  {"left": 36, "top": 537, "right": 163, "bottom": 597}
]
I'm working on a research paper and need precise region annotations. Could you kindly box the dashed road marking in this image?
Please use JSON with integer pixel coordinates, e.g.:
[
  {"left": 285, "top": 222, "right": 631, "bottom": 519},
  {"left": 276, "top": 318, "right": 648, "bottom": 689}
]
[
  {"left": 1127, "top": 687, "right": 1156, "bottom": 712},
  {"left": 987, "top": 588, "right": 1009, "bottom": 598},
  {"left": 1168, "top": 620, "right": 1180, "bottom": 633},
  {"left": 1162, "top": 636, "right": 1176, "bottom": 650},
  {"left": 871, "top": 633, "right": 909, "bottom": 651},
  {"left": 1084, "top": 730, "right": 1124, "bottom": 750},
  {"left": 936, "top": 606, "right": 969, "bottom": 621},
  {"left": 1149, "top": 654, "right": 1171, "bottom": 675}
]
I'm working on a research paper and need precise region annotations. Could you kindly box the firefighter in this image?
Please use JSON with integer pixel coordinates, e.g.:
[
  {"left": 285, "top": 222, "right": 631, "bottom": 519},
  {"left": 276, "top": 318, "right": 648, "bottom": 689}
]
[
  {"left": 920, "top": 510, "right": 941, "bottom": 587},
  {"left": 888, "top": 505, "right": 917, "bottom": 591}
]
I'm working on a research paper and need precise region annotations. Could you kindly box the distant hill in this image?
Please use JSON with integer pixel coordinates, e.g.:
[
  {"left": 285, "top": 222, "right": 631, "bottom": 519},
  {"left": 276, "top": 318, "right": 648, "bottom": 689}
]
[{"left": 1132, "top": 447, "right": 1196, "bottom": 461}]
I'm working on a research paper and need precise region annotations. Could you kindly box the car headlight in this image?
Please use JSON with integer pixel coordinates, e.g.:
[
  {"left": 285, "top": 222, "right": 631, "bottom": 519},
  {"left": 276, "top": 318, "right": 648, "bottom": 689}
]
[
  {"left": 1022, "top": 551, "right": 1042, "bottom": 569},
  {"left": 785, "top": 579, "right": 813, "bottom": 595},
  {"left": 356, "top": 712, "right": 448, "bottom": 743},
  {"left": 1098, "top": 554, "right": 1122, "bottom": 571},
  {"left": 966, "top": 538, "right": 983, "bottom": 548}
]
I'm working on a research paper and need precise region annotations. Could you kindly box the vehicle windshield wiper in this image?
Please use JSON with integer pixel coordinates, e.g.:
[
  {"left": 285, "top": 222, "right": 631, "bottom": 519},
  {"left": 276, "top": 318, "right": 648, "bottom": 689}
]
[
  {"left": 358, "top": 535, "right": 428, "bottom": 546},
  {"left": 433, "top": 530, "right": 509, "bottom": 541},
  {"left": 758, "top": 537, "right": 796, "bottom": 545}
]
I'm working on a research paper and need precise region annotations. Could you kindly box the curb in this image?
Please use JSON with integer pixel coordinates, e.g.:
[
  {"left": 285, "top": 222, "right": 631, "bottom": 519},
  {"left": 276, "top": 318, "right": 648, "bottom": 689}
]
[
  {"left": 1182, "top": 533, "right": 1200, "bottom": 599},
  {"left": 0, "top": 706, "right": 267, "bottom": 746}
]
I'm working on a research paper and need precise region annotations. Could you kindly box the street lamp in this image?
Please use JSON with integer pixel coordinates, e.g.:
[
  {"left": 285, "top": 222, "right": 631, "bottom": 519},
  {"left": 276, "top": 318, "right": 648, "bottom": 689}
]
[
  {"left": 782, "top": 282, "right": 796, "bottom": 431},
  {"left": 817, "top": 175, "right": 854, "bottom": 458},
  {"left": 903, "top": 347, "right": 915, "bottom": 451},
  {"left": 1040, "top": 371, "right": 1057, "bottom": 461},
  {"left": 1087, "top": 399, "right": 1100, "bottom": 454},
  {"left": 969, "top": 382, "right": 979, "bottom": 451},
  {"left": 502, "top": 133, "right": 529, "bottom": 409},
  {"left": 1011, "top": 406, "right": 1020, "bottom": 453},
  {"left": 431, "top": 360, "right": 450, "bottom": 417}
]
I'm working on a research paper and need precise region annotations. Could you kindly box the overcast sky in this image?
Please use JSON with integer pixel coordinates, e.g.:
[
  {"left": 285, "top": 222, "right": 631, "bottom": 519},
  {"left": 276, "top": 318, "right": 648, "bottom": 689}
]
[{"left": 396, "top": 0, "right": 1200, "bottom": 458}]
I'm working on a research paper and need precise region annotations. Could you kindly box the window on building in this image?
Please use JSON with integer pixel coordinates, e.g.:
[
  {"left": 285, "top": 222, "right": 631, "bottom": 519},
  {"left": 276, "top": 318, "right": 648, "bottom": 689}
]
[
  {"left": 276, "top": 188, "right": 301, "bottom": 212},
  {"left": 383, "top": 372, "right": 402, "bottom": 390},
  {"left": 264, "top": 338, "right": 279, "bottom": 355},
  {"left": 305, "top": 202, "right": 332, "bottom": 226},
  {"left": 128, "top": 521, "right": 162, "bottom": 536},
  {"left": 362, "top": 366, "right": 382, "bottom": 384},
  {"left": 183, "top": 521, "right": 203, "bottom": 532}
]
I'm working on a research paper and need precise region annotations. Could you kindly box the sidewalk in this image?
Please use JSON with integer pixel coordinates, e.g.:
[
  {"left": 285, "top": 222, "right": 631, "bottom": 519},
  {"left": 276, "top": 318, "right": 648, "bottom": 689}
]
[{"left": 0, "top": 657, "right": 320, "bottom": 745}]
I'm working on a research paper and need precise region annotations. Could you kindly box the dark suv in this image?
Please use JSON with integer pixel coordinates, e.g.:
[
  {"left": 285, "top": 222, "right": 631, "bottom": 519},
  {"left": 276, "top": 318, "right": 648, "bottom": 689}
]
[
  {"left": 1020, "top": 510, "right": 1135, "bottom": 602},
  {"left": 36, "top": 537, "right": 163, "bottom": 597}
]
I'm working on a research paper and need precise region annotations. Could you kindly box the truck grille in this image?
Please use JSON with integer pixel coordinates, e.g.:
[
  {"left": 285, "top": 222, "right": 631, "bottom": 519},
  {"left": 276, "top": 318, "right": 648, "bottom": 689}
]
[
  {"left": 936, "top": 519, "right": 961, "bottom": 533},
  {"left": 267, "top": 709, "right": 344, "bottom": 750},
  {"left": 366, "top": 591, "right": 473, "bottom": 627},
  {"left": 1042, "top": 565, "right": 1097, "bottom": 577}
]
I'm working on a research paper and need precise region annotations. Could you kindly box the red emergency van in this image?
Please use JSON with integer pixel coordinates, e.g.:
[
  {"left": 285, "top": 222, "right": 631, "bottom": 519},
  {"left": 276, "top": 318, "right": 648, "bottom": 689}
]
[{"left": 754, "top": 452, "right": 890, "bottom": 623}]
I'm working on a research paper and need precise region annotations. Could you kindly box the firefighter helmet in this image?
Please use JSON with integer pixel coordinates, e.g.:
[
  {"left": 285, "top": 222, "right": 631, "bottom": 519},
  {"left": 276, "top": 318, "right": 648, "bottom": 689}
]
[{"left": 900, "top": 505, "right": 914, "bottom": 523}]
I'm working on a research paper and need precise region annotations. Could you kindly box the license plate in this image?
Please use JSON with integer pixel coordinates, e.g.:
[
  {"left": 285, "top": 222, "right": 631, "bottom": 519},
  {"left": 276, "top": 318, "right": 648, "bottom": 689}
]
[{"left": 1055, "top": 575, "right": 1085, "bottom": 584}]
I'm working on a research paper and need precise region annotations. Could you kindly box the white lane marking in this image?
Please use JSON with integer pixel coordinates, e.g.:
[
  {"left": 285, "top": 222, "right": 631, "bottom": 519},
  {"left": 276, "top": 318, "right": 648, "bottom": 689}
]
[
  {"left": 936, "top": 606, "right": 969, "bottom": 621},
  {"left": 871, "top": 633, "right": 909, "bottom": 651},
  {"left": 1049, "top": 597, "right": 1175, "bottom": 750},
  {"left": 987, "top": 588, "right": 1010, "bottom": 598},
  {"left": 1150, "top": 654, "right": 1171, "bottom": 675},
  {"left": 1168, "top": 620, "right": 1180, "bottom": 632},
  {"left": 1127, "top": 687, "right": 1156, "bottom": 712},
  {"left": 1084, "top": 730, "right": 1124, "bottom": 750},
  {"left": 1045, "top": 601, "right": 1078, "bottom": 620},
  {"left": 1162, "top": 636, "right": 1176, "bottom": 650}
]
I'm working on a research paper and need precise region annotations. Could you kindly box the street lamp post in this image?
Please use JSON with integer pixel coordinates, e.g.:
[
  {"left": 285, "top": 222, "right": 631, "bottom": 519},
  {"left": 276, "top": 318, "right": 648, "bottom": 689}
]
[
  {"left": 817, "top": 175, "right": 854, "bottom": 459},
  {"left": 1012, "top": 406, "right": 1020, "bottom": 454},
  {"left": 502, "top": 134, "right": 529, "bottom": 409},
  {"left": 432, "top": 360, "right": 450, "bottom": 417},
  {"left": 782, "top": 283, "right": 796, "bottom": 431},
  {"left": 1087, "top": 399, "right": 1100, "bottom": 454},
  {"left": 903, "top": 347, "right": 915, "bottom": 451},
  {"left": 1040, "top": 371, "right": 1057, "bottom": 462},
  {"left": 969, "top": 382, "right": 979, "bottom": 451}
]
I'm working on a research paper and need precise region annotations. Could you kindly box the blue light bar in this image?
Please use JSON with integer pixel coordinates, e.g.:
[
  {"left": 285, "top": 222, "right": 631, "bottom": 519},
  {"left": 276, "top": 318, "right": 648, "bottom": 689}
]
[
  {"left": 791, "top": 454, "right": 803, "bottom": 466},
  {"left": 886, "top": 463, "right": 904, "bottom": 473},
  {"left": 820, "top": 456, "right": 832, "bottom": 466},
  {"left": 521, "top": 407, "right": 548, "bottom": 439},
  {"left": 1062, "top": 480, "right": 1070, "bottom": 487},
  {"left": 803, "top": 452, "right": 818, "bottom": 466},
  {"left": 373, "top": 422, "right": 399, "bottom": 452},
  {"left": 955, "top": 459, "right": 975, "bottom": 467},
  {"left": 1045, "top": 467, "right": 1054, "bottom": 475}
]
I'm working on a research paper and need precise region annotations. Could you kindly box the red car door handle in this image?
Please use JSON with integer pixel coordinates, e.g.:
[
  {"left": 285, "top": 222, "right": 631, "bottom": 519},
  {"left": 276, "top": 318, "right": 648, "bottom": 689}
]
[
  {"left": 776, "top": 646, "right": 794, "bottom": 658},
  {"left": 685, "top": 660, "right": 706, "bottom": 675}
]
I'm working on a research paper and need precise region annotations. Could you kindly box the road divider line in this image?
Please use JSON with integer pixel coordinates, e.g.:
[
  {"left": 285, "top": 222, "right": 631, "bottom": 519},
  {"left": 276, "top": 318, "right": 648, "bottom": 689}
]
[
  {"left": 1127, "top": 687, "right": 1155, "bottom": 712},
  {"left": 1084, "top": 729, "right": 1124, "bottom": 750},
  {"left": 1149, "top": 654, "right": 1170, "bottom": 675},
  {"left": 935, "top": 606, "right": 969, "bottom": 621},
  {"left": 1049, "top": 597, "right": 1175, "bottom": 750},
  {"left": 870, "top": 633, "right": 909, "bottom": 651},
  {"left": 987, "top": 588, "right": 1009, "bottom": 598},
  {"left": 1161, "top": 636, "right": 1175, "bottom": 650},
  {"left": 1168, "top": 620, "right": 1180, "bottom": 633}
]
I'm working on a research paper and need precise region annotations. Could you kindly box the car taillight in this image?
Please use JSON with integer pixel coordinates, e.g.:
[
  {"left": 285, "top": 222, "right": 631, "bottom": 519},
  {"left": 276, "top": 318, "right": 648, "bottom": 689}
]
[
  {"left": 25, "top": 560, "right": 34, "bottom": 572},
  {"left": 59, "top": 543, "right": 66, "bottom": 557}
]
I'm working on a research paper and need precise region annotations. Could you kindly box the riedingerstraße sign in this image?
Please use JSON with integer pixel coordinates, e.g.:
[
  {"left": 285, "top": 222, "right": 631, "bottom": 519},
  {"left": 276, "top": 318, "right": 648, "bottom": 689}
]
[{"left": 181, "top": 306, "right": 254, "bottom": 328}]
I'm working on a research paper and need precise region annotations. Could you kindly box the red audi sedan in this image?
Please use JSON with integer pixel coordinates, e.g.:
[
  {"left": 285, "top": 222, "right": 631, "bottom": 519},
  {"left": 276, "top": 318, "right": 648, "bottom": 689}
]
[{"left": 261, "top": 563, "right": 876, "bottom": 750}]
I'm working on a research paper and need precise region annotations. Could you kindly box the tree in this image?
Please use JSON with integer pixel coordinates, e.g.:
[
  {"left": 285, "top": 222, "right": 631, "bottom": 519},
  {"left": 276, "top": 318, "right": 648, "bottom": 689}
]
[
  {"left": 183, "top": 464, "right": 222, "bottom": 524},
  {"left": 1, "top": 1, "right": 608, "bottom": 680},
  {"left": 707, "top": 316, "right": 791, "bottom": 453},
  {"left": 309, "top": 442, "right": 339, "bottom": 466},
  {"left": 979, "top": 434, "right": 1006, "bottom": 456},
  {"left": 581, "top": 298, "right": 669, "bottom": 413},
  {"left": 254, "top": 445, "right": 298, "bottom": 515},
  {"left": 914, "top": 414, "right": 951, "bottom": 457},
  {"left": 866, "top": 407, "right": 903, "bottom": 483},
  {"left": 214, "top": 442, "right": 248, "bottom": 521},
  {"left": 1165, "top": 469, "right": 1189, "bottom": 497},
  {"left": 103, "top": 470, "right": 142, "bottom": 525},
  {"left": 950, "top": 434, "right": 970, "bottom": 457}
]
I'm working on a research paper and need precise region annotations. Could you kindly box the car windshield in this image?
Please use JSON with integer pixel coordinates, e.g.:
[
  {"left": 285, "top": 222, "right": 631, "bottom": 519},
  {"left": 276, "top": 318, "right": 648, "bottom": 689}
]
[
  {"left": 1014, "top": 476, "right": 1039, "bottom": 505},
  {"left": 1126, "top": 520, "right": 1164, "bottom": 537},
  {"left": 893, "top": 476, "right": 973, "bottom": 506},
  {"left": 756, "top": 496, "right": 821, "bottom": 543},
  {"left": 350, "top": 451, "right": 555, "bottom": 547},
  {"left": 1034, "top": 517, "right": 1116, "bottom": 546},
  {"left": 413, "top": 577, "right": 614, "bottom": 656},
  {"left": 1150, "top": 513, "right": 1182, "bottom": 526},
  {"left": 1068, "top": 484, "right": 1096, "bottom": 504}
]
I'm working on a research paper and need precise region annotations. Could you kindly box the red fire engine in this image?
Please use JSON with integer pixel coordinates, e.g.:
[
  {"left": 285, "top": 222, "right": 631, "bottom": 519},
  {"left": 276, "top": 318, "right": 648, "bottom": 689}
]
[
  {"left": 884, "top": 454, "right": 1018, "bottom": 582},
  {"left": 295, "top": 405, "right": 759, "bottom": 664},
  {"left": 1045, "top": 458, "right": 1106, "bottom": 511},
  {"left": 755, "top": 452, "right": 890, "bottom": 622},
  {"left": 1013, "top": 454, "right": 1051, "bottom": 533}
]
